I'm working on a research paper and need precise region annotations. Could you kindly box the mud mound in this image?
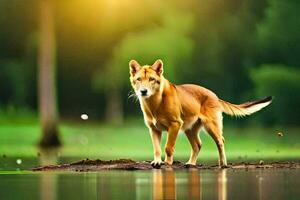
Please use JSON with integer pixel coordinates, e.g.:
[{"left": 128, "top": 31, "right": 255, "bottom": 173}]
[{"left": 31, "top": 159, "right": 300, "bottom": 172}]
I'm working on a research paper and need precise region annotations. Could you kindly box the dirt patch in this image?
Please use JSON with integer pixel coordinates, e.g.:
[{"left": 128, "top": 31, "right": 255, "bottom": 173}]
[{"left": 31, "top": 159, "right": 300, "bottom": 172}]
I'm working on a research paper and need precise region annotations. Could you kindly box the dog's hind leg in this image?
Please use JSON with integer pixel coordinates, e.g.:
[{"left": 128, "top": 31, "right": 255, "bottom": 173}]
[
  {"left": 184, "top": 120, "right": 202, "bottom": 165},
  {"left": 203, "top": 112, "right": 227, "bottom": 167}
]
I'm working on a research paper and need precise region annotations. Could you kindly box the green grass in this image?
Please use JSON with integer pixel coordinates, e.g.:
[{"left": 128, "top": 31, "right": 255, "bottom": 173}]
[{"left": 0, "top": 119, "right": 299, "bottom": 162}]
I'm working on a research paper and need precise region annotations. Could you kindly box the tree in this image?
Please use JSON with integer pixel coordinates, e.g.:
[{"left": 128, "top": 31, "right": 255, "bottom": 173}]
[
  {"left": 38, "top": 0, "right": 60, "bottom": 147},
  {"left": 257, "top": 0, "right": 300, "bottom": 66}
]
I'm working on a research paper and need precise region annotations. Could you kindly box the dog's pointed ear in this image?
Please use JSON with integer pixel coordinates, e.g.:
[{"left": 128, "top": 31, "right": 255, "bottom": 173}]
[
  {"left": 151, "top": 59, "right": 163, "bottom": 76},
  {"left": 129, "top": 60, "right": 141, "bottom": 76}
]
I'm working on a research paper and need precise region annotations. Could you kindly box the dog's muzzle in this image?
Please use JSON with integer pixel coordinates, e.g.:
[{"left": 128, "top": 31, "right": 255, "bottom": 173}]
[{"left": 140, "top": 89, "right": 148, "bottom": 96}]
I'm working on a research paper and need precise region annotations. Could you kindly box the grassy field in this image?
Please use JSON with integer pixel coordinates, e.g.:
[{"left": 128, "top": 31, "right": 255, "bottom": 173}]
[{"left": 0, "top": 119, "right": 299, "bottom": 162}]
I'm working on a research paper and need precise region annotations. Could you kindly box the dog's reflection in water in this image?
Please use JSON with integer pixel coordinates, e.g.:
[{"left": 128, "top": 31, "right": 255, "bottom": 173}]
[
  {"left": 152, "top": 169, "right": 176, "bottom": 200},
  {"left": 152, "top": 169, "right": 227, "bottom": 200},
  {"left": 217, "top": 170, "right": 227, "bottom": 200}
]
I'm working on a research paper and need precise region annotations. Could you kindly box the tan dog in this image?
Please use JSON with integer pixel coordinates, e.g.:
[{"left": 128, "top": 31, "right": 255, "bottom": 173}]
[{"left": 129, "top": 59, "right": 272, "bottom": 168}]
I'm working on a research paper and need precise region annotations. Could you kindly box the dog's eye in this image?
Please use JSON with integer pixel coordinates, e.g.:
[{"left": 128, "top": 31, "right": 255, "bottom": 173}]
[
  {"left": 136, "top": 77, "right": 141, "bottom": 81},
  {"left": 149, "top": 77, "right": 155, "bottom": 82}
]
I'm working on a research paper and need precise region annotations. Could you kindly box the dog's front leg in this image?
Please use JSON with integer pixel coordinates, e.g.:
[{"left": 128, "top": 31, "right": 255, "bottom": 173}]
[
  {"left": 164, "top": 122, "right": 182, "bottom": 165},
  {"left": 149, "top": 127, "right": 163, "bottom": 168}
]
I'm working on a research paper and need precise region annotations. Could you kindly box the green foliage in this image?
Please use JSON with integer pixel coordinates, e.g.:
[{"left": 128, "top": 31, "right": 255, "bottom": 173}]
[
  {"left": 257, "top": 0, "right": 300, "bottom": 65},
  {"left": 0, "top": 60, "right": 29, "bottom": 107},
  {"left": 0, "top": 0, "right": 300, "bottom": 125},
  {"left": 184, "top": 0, "right": 268, "bottom": 100},
  {"left": 251, "top": 65, "right": 300, "bottom": 125}
]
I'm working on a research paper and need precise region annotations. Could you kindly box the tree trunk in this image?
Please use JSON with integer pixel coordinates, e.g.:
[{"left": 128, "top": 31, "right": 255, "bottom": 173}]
[
  {"left": 38, "top": 0, "right": 61, "bottom": 147},
  {"left": 105, "top": 89, "right": 123, "bottom": 124}
]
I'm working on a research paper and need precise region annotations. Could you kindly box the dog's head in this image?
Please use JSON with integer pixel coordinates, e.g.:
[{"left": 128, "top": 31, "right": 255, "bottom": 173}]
[{"left": 129, "top": 59, "right": 164, "bottom": 98}]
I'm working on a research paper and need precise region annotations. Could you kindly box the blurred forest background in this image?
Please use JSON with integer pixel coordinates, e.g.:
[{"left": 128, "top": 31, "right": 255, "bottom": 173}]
[
  {"left": 0, "top": 0, "right": 299, "bottom": 161},
  {"left": 0, "top": 0, "right": 299, "bottom": 132}
]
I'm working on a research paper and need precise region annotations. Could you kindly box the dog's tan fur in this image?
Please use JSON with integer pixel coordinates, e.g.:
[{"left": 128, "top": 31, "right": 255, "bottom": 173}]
[{"left": 129, "top": 59, "right": 272, "bottom": 167}]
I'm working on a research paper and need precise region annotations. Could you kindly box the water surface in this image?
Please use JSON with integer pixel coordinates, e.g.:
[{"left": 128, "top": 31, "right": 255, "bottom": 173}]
[
  {"left": 1, "top": 154, "right": 300, "bottom": 200},
  {"left": 1, "top": 168, "right": 299, "bottom": 200}
]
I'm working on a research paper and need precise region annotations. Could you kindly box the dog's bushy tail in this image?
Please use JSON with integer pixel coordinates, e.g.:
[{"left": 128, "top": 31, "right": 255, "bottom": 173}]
[{"left": 219, "top": 96, "right": 272, "bottom": 117}]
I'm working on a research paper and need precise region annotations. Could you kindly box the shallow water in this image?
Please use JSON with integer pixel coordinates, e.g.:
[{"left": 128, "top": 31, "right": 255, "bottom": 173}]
[
  {"left": 0, "top": 168, "right": 300, "bottom": 200},
  {"left": 1, "top": 155, "right": 300, "bottom": 200}
]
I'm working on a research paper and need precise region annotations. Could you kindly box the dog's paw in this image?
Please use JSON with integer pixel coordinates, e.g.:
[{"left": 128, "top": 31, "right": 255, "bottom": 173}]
[
  {"left": 184, "top": 162, "right": 197, "bottom": 168},
  {"left": 164, "top": 158, "right": 173, "bottom": 166},
  {"left": 151, "top": 160, "right": 164, "bottom": 169}
]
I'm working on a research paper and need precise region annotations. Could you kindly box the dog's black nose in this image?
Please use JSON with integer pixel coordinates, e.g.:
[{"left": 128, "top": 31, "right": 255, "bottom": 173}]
[{"left": 140, "top": 89, "right": 148, "bottom": 96}]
